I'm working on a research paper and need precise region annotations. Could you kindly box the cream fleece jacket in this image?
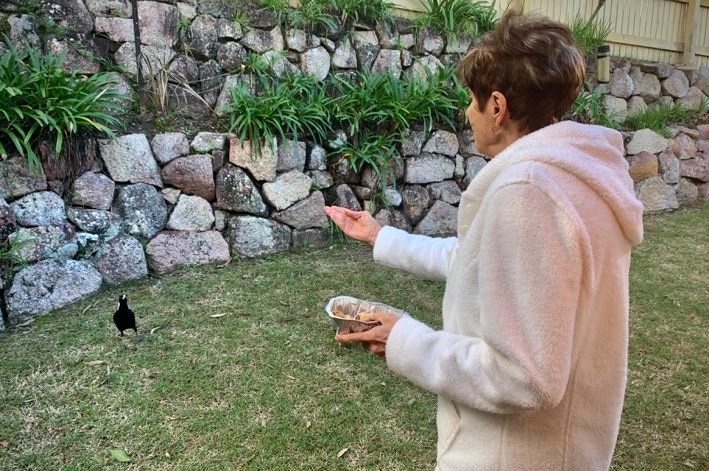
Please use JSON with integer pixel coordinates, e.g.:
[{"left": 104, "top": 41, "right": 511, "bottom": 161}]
[{"left": 373, "top": 121, "right": 644, "bottom": 471}]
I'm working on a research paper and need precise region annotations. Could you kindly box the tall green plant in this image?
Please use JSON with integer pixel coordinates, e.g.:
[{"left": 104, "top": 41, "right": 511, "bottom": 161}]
[
  {"left": 570, "top": 12, "right": 612, "bottom": 56},
  {"left": 471, "top": 0, "right": 498, "bottom": 34},
  {"left": 336, "top": 132, "right": 400, "bottom": 172},
  {"left": 327, "top": 67, "right": 465, "bottom": 193},
  {"left": 568, "top": 89, "right": 617, "bottom": 128},
  {"left": 330, "top": 66, "right": 465, "bottom": 141},
  {"left": 0, "top": 236, "right": 35, "bottom": 283},
  {"left": 568, "top": 89, "right": 709, "bottom": 136},
  {"left": 622, "top": 101, "right": 709, "bottom": 137},
  {"left": 415, "top": 0, "right": 497, "bottom": 39},
  {"left": 260, "top": 0, "right": 292, "bottom": 28},
  {"left": 266, "top": 0, "right": 394, "bottom": 35},
  {"left": 223, "top": 60, "right": 334, "bottom": 154},
  {"left": 330, "top": 72, "right": 410, "bottom": 139},
  {"left": 222, "top": 56, "right": 466, "bottom": 201},
  {"left": 404, "top": 66, "right": 468, "bottom": 132},
  {"left": 0, "top": 36, "right": 121, "bottom": 173},
  {"left": 331, "top": 0, "right": 394, "bottom": 27},
  {"left": 333, "top": 131, "right": 402, "bottom": 200},
  {"left": 287, "top": 0, "right": 339, "bottom": 35}
]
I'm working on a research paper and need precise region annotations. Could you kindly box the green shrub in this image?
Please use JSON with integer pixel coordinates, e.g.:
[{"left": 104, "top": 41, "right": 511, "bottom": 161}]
[
  {"left": 260, "top": 0, "right": 292, "bottom": 28},
  {"left": 570, "top": 12, "right": 612, "bottom": 57},
  {"left": 222, "top": 60, "right": 465, "bottom": 201},
  {"left": 223, "top": 58, "right": 334, "bottom": 153},
  {"left": 327, "top": 67, "right": 465, "bottom": 191},
  {"left": 415, "top": 0, "right": 498, "bottom": 40},
  {"left": 282, "top": 73, "right": 334, "bottom": 143},
  {"left": 567, "top": 88, "right": 709, "bottom": 136},
  {"left": 331, "top": 0, "right": 394, "bottom": 27},
  {"left": 567, "top": 89, "right": 618, "bottom": 128},
  {"left": 222, "top": 41, "right": 465, "bottom": 197},
  {"left": 264, "top": 0, "right": 393, "bottom": 35},
  {"left": 0, "top": 36, "right": 121, "bottom": 173},
  {"left": 287, "top": 0, "right": 339, "bottom": 35},
  {"left": 330, "top": 72, "right": 410, "bottom": 138},
  {"left": 330, "top": 66, "right": 465, "bottom": 140},
  {"left": 622, "top": 100, "right": 709, "bottom": 137},
  {"left": 335, "top": 132, "right": 402, "bottom": 187},
  {"left": 0, "top": 235, "right": 35, "bottom": 283},
  {"left": 404, "top": 66, "right": 468, "bottom": 132},
  {"left": 470, "top": 0, "right": 498, "bottom": 34}
]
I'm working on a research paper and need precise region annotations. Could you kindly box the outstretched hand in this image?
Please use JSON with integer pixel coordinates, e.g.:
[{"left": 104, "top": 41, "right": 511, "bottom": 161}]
[
  {"left": 324, "top": 206, "right": 382, "bottom": 246},
  {"left": 335, "top": 312, "right": 399, "bottom": 359}
]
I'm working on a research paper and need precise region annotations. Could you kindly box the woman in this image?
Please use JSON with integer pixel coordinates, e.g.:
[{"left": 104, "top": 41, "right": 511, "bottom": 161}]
[{"left": 324, "top": 11, "right": 644, "bottom": 471}]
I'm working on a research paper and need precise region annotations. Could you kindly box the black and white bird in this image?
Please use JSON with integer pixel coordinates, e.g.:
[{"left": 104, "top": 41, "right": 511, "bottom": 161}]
[{"left": 113, "top": 293, "right": 137, "bottom": 337}]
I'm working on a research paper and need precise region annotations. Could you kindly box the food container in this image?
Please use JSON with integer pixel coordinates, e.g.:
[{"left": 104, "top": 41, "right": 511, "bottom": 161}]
[{"left": 325, "top": 295, "right": 406, "bottom": 334}]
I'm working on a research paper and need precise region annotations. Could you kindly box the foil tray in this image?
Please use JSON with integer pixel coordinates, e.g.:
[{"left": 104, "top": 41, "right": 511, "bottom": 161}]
[{"left": 325, "top": 295, "right": 406, "bottom": 334}]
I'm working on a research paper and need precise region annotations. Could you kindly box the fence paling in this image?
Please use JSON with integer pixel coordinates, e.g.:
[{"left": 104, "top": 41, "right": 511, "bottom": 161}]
[{"left": 388, "top": 0, "right": 709, "bottom": 67}]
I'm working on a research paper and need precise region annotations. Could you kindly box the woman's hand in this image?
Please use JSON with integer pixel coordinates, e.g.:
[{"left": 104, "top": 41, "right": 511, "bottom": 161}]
[
  {"left": 335, "top": 312, "right": 399, "bottom": 359},
  {"left": 324, "top": 206, "right": 382, "bottom": 246}
]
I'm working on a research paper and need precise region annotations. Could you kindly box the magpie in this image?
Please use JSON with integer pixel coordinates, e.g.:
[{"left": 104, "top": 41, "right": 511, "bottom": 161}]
[{"left": 113, "top": 293, "right": 137, "bottom": 336}]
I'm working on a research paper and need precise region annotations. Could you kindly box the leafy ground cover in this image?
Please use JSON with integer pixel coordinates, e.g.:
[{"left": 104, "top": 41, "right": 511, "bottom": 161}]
[{"left": 0, "top": 206, "right": 707, "bottom": 470}]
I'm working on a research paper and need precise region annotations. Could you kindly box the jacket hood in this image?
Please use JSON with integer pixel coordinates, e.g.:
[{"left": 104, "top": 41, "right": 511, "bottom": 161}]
[{"left": 467, "top": 121, "right": 644, "bottom": 245}]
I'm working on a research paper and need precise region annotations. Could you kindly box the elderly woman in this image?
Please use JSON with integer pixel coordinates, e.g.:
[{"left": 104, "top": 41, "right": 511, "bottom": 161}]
[{"left": 324, "top": 10, "right": 644, "bottom": 471}]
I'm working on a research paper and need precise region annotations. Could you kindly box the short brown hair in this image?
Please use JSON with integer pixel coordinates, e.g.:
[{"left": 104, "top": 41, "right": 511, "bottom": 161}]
[{"left": 457, "top": 11, "right": 585, "bottom": 133}]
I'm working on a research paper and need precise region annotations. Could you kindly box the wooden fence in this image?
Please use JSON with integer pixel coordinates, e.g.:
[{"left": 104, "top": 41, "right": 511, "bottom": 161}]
[{"left": 391, "top": 0, "right": 709, "bottom": 67}]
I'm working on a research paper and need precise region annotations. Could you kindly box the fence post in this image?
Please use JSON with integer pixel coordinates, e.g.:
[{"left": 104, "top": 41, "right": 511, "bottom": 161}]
[{"left": 683, "top": 0, "right": 701, "bottom": 66}]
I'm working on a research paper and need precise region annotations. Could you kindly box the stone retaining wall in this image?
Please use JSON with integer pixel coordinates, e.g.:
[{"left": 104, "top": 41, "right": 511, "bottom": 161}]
[{"left": 0, "top": 1, "right": 707, "bottom": 328}]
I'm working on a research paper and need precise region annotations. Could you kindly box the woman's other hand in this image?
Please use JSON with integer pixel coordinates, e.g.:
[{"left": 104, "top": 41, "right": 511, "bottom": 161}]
[
  {"left": 324, "top": 206, "right": 382, "bottom": 246},
  {"left": 335, "top": 312, "right": 399, "bottom": 358}
]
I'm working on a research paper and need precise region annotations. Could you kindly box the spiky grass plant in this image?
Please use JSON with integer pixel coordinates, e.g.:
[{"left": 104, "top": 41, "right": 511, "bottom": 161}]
[
  {"left": 331, "top": 0, "right": 394, "bottom": 27},
  {"left": 333, "top": 132, "right": 402, "bottom": 187},
  {"left": 415, "top": 0, "right": 498, "bottom": 40},
  {"left": 568, "top": 89, "right": 618, "bottom": 128},
  {"left": 570, "top": 12, "right": 612, "bottom": 57},
  {"left": 622, "top": 100, "right": 709, "bottom": 137},
  {"left": 287, "top": 0, "right": 339, "bottom": 35},
  {"left": 0, "top": 36, "right": 121, "bottom": 173},
  {"left": 223, "top": 61, "right": 334, "bottom": 154}
]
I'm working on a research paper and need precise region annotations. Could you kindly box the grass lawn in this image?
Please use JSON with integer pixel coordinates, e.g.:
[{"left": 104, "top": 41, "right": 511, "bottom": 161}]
[{"left": 0, "top": 206, "right": 706, "bottom": 470}]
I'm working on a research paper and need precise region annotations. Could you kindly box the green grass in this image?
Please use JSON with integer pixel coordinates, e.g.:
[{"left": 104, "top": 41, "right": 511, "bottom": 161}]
[
  {"left": 0, "top": 206, "right": 707, "bottom": 470},
  {"left": 617, "top": 206, "right": 708, "bottom": 470}
]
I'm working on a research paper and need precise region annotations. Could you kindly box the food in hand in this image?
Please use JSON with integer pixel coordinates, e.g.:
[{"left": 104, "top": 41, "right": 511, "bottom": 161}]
[
  {"left": 331, "top": 307, "right": 378, "bottom": 322},
  {"left": 331, "top": 307, "right": 349, "bottom": 319},
  {"left": 356, "top": 312, "right": 379, "bottom": 322}
]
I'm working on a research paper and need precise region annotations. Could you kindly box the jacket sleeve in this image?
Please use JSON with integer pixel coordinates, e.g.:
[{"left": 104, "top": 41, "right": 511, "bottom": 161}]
[
  {"left": 373, "top": 226, "right": 458, "bottom": 282},
  {"left": 385, "top": 181, "right": 585, "bottom": 413}
]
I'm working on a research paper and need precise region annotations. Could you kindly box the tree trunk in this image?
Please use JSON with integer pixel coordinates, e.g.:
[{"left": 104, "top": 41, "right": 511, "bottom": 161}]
[{"left": 589, "top": 0, "right": 607, "bottom": 23}]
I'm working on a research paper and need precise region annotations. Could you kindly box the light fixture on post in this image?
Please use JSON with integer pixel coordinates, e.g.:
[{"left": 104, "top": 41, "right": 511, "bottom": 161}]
[{"left": 597, "top": 44, "right": 610, "bottom": 83}]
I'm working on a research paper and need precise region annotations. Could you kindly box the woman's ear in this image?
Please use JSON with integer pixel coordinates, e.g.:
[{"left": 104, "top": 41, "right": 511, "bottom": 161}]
[{"left": 490, "top": 91, "right": 509, "bottom": 127}]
